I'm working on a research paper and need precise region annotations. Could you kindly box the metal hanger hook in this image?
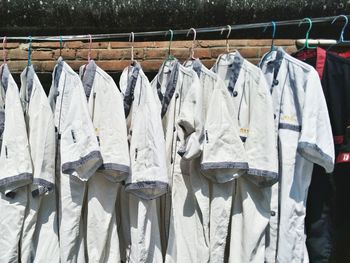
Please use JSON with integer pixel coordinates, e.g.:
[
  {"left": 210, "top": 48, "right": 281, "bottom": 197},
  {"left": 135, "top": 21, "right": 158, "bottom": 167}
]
[
  {"left": 331, "top": 14, "right": 349, "bottom": 43},
  {"left": 187, "top": 28, "right": 197, "bottom": 57},
  {"left": 59, "top": 35, "right": 63, "bottom": 57},
  {"left": 88, "top": 34, "right": 92, "bottom": 62},
  {"left": 298, "top": 17, "right": 313, "bottom": 48},
  {"left": 27, "top": 35, "right": 32, "bottom": 66},
  {"left": 165, "top": 29, "right": 174, "bottom": 55},
  {"left": 129, "top": 32, "right": 135, "bottom": 62},
  {"left": 220, "top": 25, "right": 232, "bottom": 39},
  {"left": 263, "top": 21, "right": 276, "bottom": 39},
  {"left": 3, "top": 36, "right": 7, "bottom": 64}
]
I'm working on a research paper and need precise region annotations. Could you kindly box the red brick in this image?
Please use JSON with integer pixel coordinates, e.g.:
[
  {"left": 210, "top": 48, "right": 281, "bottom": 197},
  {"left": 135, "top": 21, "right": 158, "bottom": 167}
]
[
  {"left": 8, "top": 49, "right": 28, "bottom": 60},
  {"left": 199, "top": 40, "right": 247, "bottom": 48},
  {"left": 66, "top": 41, "right": 84, "bottom": 49},
  {"left": 144, "top": 48, "right": 168, "bottom": 59},
  {"left": 172, "top": 48, "right": 189, "bottom": 59},
  {"left": 76, "top": 49, "right": 99, "bottom": 60},
  {"left": 238, "top": 47, "right": 259, "bottom": 58},
  {"left": 81, "top": 42, "right": 109, "bottom": 49},
  {"left": 209, "top": 47, "right": 227, "bottom": 58},
  {"left": 99, "top": 49, "right": 143, "bottom": 60},
  {"left": 3, "top": 43, "right": 20, "bottom": 49},
  {"left": 246, "top": 39, "right": 273, "bottom": 46},
  {"left": 285, "top": 46, "right": 297, "bottom": 54},
  {"left": 274, "top": 39, "right": 295, "bottom": 46},
  {"left": 96, "top": 60, "right": 130, "bottom": 71},
  {"left": 32, "top": 42, "right": 61, "bottom": 49},
  {"left": 140, "top": 60, "right": 163, "bottom": 71},
  {"left": 110, "top": 42, "right": 131, "bottom": 49},
  {"left": 193, "top": 48, "right": 211, "bottom": 59},
  {"left": 67, "top": 61, "right": 87, "bottom": 71},
  {"left": 53, "top": 49, "right": 76, "bottom": 60},
  {"left": 31, "top": 51, "right": 54, "bottom": 60},
  {"left": 7, "top": 61, "right": 29, "bottom": 72}
]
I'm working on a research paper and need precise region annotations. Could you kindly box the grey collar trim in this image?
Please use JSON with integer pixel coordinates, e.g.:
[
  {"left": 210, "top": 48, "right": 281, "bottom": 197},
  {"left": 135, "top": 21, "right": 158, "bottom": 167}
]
[
  {"left": 156, "top": 61, "right": 180, "bottom": 117},
  {"left": 1, "top": 64, "right": 10, "bottom": 94},
  {"left": 0, "top": 109, "right": 4, "bottom": 140},
  {"left": 81, "top": 60, "right": 97, "bottom": 100},
  {"left": 24, "top": 65, "right": 35, "bottom": 103},
  {"left": 192, "top": 59, "right": 203, "bottom": 77},
  {"left": 124, "top": 63, "right": 141, "bottom": 117},
  {"left": 54, "top": 60, "right": 64, "bottom": 91}
]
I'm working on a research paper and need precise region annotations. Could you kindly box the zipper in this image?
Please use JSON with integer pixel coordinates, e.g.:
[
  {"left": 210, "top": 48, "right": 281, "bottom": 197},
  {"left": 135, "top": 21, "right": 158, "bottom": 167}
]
[
  {"left": 135, "top": 148, "right": 138, "bottom": 161},
  {"left": 92, "top": 92, "right": 96, "bottom": 121}
]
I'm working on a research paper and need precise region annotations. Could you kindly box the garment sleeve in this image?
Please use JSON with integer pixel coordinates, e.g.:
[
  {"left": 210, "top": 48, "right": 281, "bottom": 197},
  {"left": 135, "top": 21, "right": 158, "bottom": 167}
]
[
  {"left": 200, "top": 81, "right": 248, "bottom": 184},
  {"left": 0, "top": 81, "right": 32, "bottom": 196},
  {"left": 298, "top": 69, "right": 334, "bottom": 173},
  {"left": 94, "top": 79, "right": 130, "bottom": 182},
  {"left": 176, "top": 72, "right": 204, "bottom": 160},
  {"left": 61, "top": 77, "right": 102, "bottom": 181},
  {"left": 126, "top": 76, "right": 168, "bottom": 200},
  {"left": 244, "top": 71, "right": 279, "bottom": 187}
]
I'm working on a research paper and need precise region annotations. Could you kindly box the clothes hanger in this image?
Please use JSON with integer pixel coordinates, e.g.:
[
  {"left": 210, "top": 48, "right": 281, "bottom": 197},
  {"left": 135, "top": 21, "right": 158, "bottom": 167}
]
[
  {"left": 59, "top": 35, "right": 63, "bottom": 58},
  {"left": 261, "top": 21, "right": 277, "bottom": 61},
  {"left": 87, "top": 34, "right": 92, "bottom": 62},
  {"left": 183, "top": 28, "right": 197, "bottom": 66},
  {"left": 327, "top": 15, "right": 350, "bottom": 51},
  {"left": 296, "top": 17, "right": 316, "bottom": 52},
  {"left": 221, "top": 25, "right": 232, "bottom": 53},
  {"left": 165, "top": 29, "right": 175, "bottom": 61},
  {"left": 27, "top": 36, "right": 32, "bottom": 67},
  {"left": 3, "top": 36, "right": 7, "bottom": 64},
  {"left": 129, "top": 32, "right": 135, "bottom": 65}
]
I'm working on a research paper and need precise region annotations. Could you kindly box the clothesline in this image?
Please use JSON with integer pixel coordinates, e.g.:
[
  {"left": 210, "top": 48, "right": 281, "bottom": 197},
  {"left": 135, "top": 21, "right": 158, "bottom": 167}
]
[{"left": 0, "top": 15, "right": 348, "bottom": 42}]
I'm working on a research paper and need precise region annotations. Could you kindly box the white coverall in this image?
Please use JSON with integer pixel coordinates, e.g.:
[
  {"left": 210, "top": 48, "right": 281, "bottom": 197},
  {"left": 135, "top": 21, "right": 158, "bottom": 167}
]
[
  {"left": 212, "top": 51, "right": 279, "bottom": 263},
  {"left": 0, "top": 64, "right": 33, "bottom": 262},
  {"left": 260, "top": 48, "right": 334, "bottom": 263},
  {"left": 19, "top": 65, "right": 59, "bottom": 263},
  {"left": 119, "top": 62, "right": 167, "bottom": 263},
  {"left": 48, "top": 58, "right": 103, "bottom": 263}
]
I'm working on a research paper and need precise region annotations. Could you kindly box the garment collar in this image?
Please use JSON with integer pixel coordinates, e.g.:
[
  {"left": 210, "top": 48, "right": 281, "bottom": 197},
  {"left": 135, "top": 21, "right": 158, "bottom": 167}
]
[{"left": 81, "top": 60, "right": 97, "bottom": 99}]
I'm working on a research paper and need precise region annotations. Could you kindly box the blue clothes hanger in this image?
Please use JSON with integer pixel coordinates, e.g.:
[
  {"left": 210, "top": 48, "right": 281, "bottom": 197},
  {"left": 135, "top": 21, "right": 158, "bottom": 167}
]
[
  {"left": 59, "top": 35, "right": 63, "bottom": 57},
  {"left": 327, "top": 15, "right": 350, "bottom": 51},
  {"left": 165, "top": 29, "right": 175, "bottom": 61},
  {"left": 261, "top": 21, "right": 277, "bottom": 63},
  {"left": 297, "top": 18, "right": 316, "bottom": 51}
]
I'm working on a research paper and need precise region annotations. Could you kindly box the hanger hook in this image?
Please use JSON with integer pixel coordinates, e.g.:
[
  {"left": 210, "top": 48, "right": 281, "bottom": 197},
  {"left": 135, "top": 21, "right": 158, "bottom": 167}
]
[
  {"left": 187, "top": 28, "right": 197, "bottom": 58},
  {"left": 331, "top": 14, "right": 349, "bottom": 43},
  {"left": 165, "top": 29, "right": 174, "bottom": 55},
  {"left": 221, "top": 25, "right": 232, "bottom": 52},
  {"left": 27, "top": 36, "right": 32, "bottom": 66},
  {"left": 298, "top": 17, "right": 313, "bottom": 48},
  {"left": 263, "top": 21, "right": 276, "bottom": 50},
  {"left": 59, "top": 35, "right": 63, "bottom": 57},
  {"left": 3, "top": 36, "right": 7, "bottom": 64},
  {"left": 129, "top": 32, "right": 135, "bottom": 62},
  {"left": 88, "top": 34, "right": 92, "bottom": 62}
]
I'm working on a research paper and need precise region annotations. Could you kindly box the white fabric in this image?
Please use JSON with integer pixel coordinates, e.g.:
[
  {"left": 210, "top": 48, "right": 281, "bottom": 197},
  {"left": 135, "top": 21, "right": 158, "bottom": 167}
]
[
  {"left": 119, "top": 63, "right": 167, "bottom": 263},
  {"left": 260, "top": 48, "right": 335, "bottom": 263},
  {"left": 212, "top": 52, "right": 278, "bottom": 263},
  {"left": 48, "top": 59, "right": 102, "bottom": 263},
  {"left": 19, "top": 66, "right": 59, "bottom": 263}
]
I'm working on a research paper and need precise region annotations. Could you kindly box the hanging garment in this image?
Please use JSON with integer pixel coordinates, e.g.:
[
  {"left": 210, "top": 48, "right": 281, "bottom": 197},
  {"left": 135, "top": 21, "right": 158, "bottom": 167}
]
[
  {"left": 151, "top": 59, "right": 206, "bottom": 263},
  {"left": 79, "top": 60, "right": 130, "bottom": 263},
  {"left": 212, "top": 51, "right": 278, "bottom": 263},
  {"left": 260, "top": 47, "right": 334, "bottom": 263},
  {"left": 183, "top": 58, "right": 248, "bottom": 263},
  {"left": 0, "top": 63, "right": 33, "bottom": 262},
  {"left": 48, "top": 58, "right": 103, "bottom": 263},
  {"left": 19, "top": 65, "right": 59, "bottom": 263},
  {"left": 295, "top": 47, "right": 350, "bottom": 263},
  {"left": 119, "top": 62, "right": 167, "bottom": 263}
]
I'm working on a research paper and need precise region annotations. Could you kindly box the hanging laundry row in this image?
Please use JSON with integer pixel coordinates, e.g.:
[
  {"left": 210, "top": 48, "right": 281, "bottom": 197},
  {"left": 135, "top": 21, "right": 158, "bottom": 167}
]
[{"left": 0, "top": 17, "right": 344, "bottom": 263}]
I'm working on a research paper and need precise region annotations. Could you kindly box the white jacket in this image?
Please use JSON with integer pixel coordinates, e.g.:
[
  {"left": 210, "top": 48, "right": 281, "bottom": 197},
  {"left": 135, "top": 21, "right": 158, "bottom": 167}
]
[
  {"left": 20, "top": 65, "right": 55, "bottom": 196},
  {"left": 260, "top": 47, "right": 334, "bottom": 263},
  {"left": 120, "top": 62, "right": 168, "bottom": 199},
  {"left": 48, "top": 59, "right": 102, "bottom": 181},
  {"left": 0, "top": 64, "right": 32, "bottom": 195},
  {"left": 79, "top": 60, "right": 130, "bottom": 182}
]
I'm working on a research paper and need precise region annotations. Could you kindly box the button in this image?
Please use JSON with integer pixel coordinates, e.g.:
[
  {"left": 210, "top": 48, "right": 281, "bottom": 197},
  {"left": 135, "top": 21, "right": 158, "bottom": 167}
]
[
  {"left": 274, "top": 114, "right": 276, "bottom": 119},
  {"left": 173, "top": 127, "right": 176, "bottom": 132},
  {"left": 232, "top": 91, "right": 238, "bottom": 97},
  {"left": 273, "top": 79, "right": 279, "bottom": 86},
  {"left": 131, "top": 95, "right": 134, "bottom": 101},
  {"left": 175, "top": 93, "right": 179, "bottom": 99},
  {"left": 271, "top": 211, "right": 276, "bottom": 216}
]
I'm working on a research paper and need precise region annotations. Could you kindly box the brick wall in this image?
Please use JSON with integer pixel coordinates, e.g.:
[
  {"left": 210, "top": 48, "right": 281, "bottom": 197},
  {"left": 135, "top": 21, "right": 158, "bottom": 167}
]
[{"left": 3, "top": 39, "right": 297, "bottom": 73}]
